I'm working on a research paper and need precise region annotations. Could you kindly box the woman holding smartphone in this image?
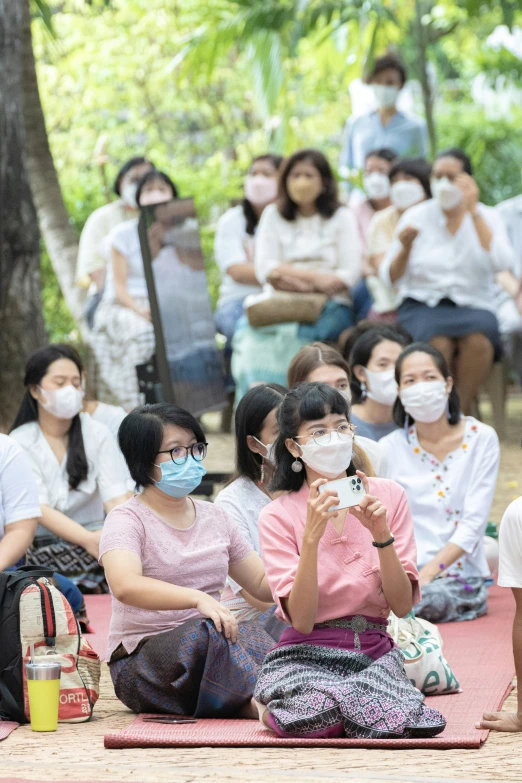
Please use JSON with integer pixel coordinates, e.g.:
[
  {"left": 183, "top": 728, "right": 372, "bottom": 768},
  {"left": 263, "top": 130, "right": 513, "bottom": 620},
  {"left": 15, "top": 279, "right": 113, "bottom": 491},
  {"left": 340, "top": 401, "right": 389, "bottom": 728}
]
[{"left": 254, "top": 382, "right": 445, "bottom": 738}]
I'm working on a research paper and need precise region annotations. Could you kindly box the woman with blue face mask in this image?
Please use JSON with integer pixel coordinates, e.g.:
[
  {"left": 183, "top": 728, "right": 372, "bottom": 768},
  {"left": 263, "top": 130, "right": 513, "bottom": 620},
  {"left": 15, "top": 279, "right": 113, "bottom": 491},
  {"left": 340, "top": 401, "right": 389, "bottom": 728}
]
[{"left": 99, "top": 403, "right": 275, "bottom": 718}]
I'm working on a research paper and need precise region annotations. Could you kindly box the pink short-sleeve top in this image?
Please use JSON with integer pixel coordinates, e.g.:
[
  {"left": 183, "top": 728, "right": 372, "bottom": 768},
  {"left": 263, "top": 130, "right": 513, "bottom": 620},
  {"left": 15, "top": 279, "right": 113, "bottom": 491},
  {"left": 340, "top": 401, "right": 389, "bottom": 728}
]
[
  {"left": 258, "top": 477, "right": 420, "bottom": 624},
  {"left": 99, "top": 496, "right": 252, "bottom": 659}
]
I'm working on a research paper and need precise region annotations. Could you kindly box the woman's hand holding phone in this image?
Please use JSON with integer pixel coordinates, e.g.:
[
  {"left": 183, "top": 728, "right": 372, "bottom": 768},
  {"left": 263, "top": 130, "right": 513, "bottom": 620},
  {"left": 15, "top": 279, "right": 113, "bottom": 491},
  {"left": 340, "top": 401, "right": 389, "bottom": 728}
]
[
  {"left": 350, "top": 471, "right": 389, "bottom": 540},
  {"left": 304, "top": 479, "right": 339, "bottom": 546}
]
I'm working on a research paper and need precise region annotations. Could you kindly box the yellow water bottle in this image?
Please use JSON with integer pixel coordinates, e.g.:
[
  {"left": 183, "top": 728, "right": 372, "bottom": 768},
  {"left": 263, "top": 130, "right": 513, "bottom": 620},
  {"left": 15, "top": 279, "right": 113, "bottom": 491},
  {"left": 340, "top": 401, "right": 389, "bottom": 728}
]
[{"left": 25, "top": 660, "right": 62, "bottom": 732}]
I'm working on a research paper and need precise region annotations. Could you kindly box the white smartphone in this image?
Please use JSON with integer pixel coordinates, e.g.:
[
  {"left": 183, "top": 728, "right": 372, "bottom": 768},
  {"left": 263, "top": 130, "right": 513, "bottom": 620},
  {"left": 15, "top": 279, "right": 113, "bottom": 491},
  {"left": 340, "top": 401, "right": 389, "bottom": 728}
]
[{"left": 318, "top": 475, "right": 366, "bottom": 510}]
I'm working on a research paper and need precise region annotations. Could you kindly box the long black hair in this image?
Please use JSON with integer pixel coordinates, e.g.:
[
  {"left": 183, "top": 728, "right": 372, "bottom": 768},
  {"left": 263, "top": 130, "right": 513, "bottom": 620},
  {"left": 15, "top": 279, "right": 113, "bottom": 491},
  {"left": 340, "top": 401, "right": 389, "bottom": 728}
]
[
  {"left": 243, "top": 154, "right": 284, "bottom": 235},
  {"left": 232, "top": 383, "right": 286, "bottom": 485},
  {"left": 11, "top": 344, "right": 89, "bottom": 491},
  {"left": 270, "top": 383, "right": 357, "bottom": 493},
  {"left": 393, "top": 343, "right": 461, "bottom": 428},
  {"left": 278, "top": 149, "right": 341, "bottom": 222},
  {"left": 119, "top": 403, "right": 206, "bottom": 489},
  {"left": 349, "top": 326, "right": 411, "bottom": 404}
]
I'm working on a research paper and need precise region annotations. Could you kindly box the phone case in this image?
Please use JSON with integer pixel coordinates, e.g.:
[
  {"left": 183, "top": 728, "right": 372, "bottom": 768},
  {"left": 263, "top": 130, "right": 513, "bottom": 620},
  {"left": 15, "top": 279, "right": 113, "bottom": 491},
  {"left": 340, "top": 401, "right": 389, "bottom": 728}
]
[{"left": 318, "top": 476, "right": 365, "bottom": 510}]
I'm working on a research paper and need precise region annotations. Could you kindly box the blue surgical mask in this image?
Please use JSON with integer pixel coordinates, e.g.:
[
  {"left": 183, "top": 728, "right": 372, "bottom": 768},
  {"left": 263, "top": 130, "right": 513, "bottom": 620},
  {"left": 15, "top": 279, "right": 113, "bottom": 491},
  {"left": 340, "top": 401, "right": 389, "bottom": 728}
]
[{"left": 154, "top": 458, "right": 206, "bottom": 498}]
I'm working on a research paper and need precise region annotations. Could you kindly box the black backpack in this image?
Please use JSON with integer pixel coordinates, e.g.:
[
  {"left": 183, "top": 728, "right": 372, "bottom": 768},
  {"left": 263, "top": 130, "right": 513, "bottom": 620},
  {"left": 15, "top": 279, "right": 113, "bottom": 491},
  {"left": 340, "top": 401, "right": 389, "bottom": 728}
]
[{"left": 0, "top": 566, "right": 55, "bottom": 723}]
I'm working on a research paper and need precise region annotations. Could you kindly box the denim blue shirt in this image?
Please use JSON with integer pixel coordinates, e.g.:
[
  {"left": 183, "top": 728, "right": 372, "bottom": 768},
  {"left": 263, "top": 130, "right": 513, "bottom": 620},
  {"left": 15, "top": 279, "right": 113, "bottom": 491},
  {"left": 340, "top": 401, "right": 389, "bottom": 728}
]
[{"left": 340, "top": 110, "right": 428, "bottom": 171}]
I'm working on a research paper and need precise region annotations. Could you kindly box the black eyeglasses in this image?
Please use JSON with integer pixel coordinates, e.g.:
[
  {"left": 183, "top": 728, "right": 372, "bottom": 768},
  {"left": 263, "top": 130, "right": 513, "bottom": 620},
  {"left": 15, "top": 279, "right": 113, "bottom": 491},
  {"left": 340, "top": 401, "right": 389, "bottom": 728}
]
[{"left": 157, "top": 442, "right": 208, "bottom": 466}]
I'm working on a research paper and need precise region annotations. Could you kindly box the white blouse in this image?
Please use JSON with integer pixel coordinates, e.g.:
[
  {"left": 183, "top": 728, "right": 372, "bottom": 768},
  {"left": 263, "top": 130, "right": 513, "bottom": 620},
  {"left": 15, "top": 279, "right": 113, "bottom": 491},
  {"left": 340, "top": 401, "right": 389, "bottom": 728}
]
[
  {"left": 0, "top": 435, "right": 41, "bottom": 539},
  {"left": 10, "top": 414, "right": 129, "bottom": 541},
  {"left": 380, "top": 417, "right": 499, "bottom": 579},
  {"left": 380, "top": 199, "right": 514, "bottom": 313},
  {"left": 215, "top": 206, "right": 262, "bottom": 307},
  {"left": 255, "top": 203, "right": 361, "bottom": 297}
]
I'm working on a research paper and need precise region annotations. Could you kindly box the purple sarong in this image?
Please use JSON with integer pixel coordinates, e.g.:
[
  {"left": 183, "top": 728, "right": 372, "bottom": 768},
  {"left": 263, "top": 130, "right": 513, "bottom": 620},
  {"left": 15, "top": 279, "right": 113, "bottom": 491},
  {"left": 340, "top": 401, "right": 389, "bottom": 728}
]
[{"left": 255, "top": 614, "right": 446, "bottom": 739}]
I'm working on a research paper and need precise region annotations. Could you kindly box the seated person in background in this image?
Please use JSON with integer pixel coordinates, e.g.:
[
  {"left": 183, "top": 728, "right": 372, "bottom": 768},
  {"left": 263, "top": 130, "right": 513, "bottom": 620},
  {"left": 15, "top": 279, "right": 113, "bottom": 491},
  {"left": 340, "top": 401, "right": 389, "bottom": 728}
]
[
  {"left": 380, "top": 343, "right": 500, "bottom": 623},
  {"left": 214, "top": 154, "right": 283, "bottom": 355},
  {"left": 82, "top": 398, "right": 127, "bottom": 441},
  {"left": 92, "top": 170, "right": 178, "bottom": 410},
  {"left": 215, "top": 383, "right": 286, "bottom": 632},
  {"left": 349, "top": 326, "right": 411, "bottom": 441},
  {"left": 253, "top": 382, "right": 445, "bottom": 739},
  {"left": 351, "top": 147, "right": 398, "bottom": 322},
  {"left": 478, "top": 496, "right": 522, "bottom": 733},
  {"left": 100, "top": 403, "right": 275, "bottom": 717},
  {"left": 287, "top": 342, "right": 384, "bottom": 476},
  {"left": 76, "top": 156, "right": 154, "bottom": 326},
  {"left": 380, "top": 147, "right": 514, "bottom": 414},
  {"left": 10, "top": 345, "right": 130, "bottom": 593},
  {"left": 232, "top": 149, "right": 361, "bottom": 400},
  {"left": 366, "top": 157, "right": 432, "bottom": 322},
  {"left": 496, "top": 192, "right": 522, "bottom": 385}
]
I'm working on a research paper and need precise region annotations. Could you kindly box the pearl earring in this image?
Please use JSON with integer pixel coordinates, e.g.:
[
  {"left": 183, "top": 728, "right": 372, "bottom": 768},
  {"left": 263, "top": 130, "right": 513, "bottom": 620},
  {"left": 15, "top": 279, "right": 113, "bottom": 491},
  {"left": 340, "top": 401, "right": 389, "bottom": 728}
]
[
  {"left": 361, "top": 381, "right": 367, "bottom": 401},
  {"left": 291, "top": 459, "right": 303, "bottom": 473},
  {"left": 260, "top": 459, "right": 265, "bottom": 484}
]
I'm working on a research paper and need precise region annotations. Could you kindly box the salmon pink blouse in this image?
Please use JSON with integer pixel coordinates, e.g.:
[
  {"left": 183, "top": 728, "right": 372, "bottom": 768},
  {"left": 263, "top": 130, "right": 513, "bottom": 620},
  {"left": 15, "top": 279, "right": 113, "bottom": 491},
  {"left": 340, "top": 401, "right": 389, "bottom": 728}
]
[{"left": 258, "top": 477, "right": 420, "bottom": 624}]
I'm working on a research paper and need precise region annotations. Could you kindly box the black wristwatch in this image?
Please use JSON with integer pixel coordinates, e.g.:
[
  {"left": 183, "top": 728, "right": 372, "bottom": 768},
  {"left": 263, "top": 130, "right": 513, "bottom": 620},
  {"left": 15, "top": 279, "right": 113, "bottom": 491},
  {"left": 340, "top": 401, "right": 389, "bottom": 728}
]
[{"left": 372, "top": 535, "right": 395, "bottom": 549}]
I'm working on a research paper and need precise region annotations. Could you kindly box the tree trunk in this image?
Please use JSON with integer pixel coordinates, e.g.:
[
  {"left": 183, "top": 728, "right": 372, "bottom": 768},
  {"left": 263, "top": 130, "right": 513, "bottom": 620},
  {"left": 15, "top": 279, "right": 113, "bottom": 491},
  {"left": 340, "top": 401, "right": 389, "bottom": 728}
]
[
  {"left": 0, "top": 0, "right": 47, "bottom": 431},
  {"left": 21, "top": 0, "right": 86, "bottom": 328},
  {"left": 414, "top": 0, "right": 437, "bottom": 158}
]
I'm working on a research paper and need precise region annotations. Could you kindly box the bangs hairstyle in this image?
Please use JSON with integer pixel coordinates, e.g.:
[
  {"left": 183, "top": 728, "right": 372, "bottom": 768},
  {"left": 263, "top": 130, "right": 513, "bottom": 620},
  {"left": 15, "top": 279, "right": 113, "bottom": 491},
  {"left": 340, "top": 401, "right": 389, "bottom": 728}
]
[
  {"left": 365, "top": 148, "right": 398, "bottom": 165},
  {"left": 243, "top": 154, "right": 284, "bottom": 235},
  {"left": 393, "top": 342, "right": 461, "bottom": 429},
  {"left": 389, "top": 157, "right": 432, "bottom": 199},
  {"left": 270, "top": 383, "right": 355, "bottom": 493},
  {"left": 349, "top": 326, "right": 411, "bottom": 403},
  {"left": 233, "top": 383, "right": 286, "bottom": 484},
  {"left": 366, "top": 53, "right": 407, "bottom": 87},
  {"left": 11, "top": 344, "right": 88, "bottom": 491},
  {"left": 436, "top": 147, "right": 473, "bottom": 176},
  {"left": 136, "top": 170, "right": 179, "bottom": 207},
  {"left": 287, "top": 342, "right": 350, "bottom": 389},
  {"left": 118, "top": 403, "right": 206, "bottom": 490},
  {"left": 113, "top": 156, "right": 153, "bottom": 196},
  {"left": 278, "top": 149, "right": 341, "bottom": 222}
]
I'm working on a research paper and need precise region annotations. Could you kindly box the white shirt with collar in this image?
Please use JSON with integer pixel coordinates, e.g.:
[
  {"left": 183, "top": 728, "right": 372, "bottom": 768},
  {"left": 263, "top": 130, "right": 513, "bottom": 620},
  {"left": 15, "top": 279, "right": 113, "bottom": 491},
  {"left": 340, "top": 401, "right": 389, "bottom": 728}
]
[
  {"left": 380, "top": 416, "right": 499, "bottom": 579},
  {"left": 380, "top": 199, "right": 514, "bottom": 313},
  {"left": 215, "top": 205, "right": 263, "bottom": 308},
  {"left": 498, "top": 497, "right": 522, "bottom": 589},
  {"left": 10, "top": 413, "right": 129, "bottom": 541}
]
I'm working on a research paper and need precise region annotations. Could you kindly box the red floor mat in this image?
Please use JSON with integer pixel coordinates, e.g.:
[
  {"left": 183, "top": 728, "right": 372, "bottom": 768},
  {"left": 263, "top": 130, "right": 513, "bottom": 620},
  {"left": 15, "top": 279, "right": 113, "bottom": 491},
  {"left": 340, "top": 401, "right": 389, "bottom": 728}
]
[
  {"left": 0, "top": 722, "right": 19, "bottom": 742},
  {"left": 104, "top": 586, "right": 515, "bottom": 749}
]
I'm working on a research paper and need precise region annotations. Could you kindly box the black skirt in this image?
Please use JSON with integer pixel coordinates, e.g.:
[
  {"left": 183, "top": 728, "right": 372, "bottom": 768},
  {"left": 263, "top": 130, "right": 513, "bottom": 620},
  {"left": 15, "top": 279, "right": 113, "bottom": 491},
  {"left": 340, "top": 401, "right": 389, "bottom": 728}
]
[{"left": 398, "top": 298, "right": 502, "bottom": 359}]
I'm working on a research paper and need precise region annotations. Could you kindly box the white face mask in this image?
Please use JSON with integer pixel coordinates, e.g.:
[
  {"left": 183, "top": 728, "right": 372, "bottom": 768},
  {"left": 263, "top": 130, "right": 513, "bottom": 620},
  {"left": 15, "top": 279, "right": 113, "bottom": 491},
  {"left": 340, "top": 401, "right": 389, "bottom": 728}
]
[
  {"left": 298, "top": 432, "right": 353, "bottom": 479},
  {"left": 431, "top": 177, "right": 463, "bottom": 211},
  {"left": 38, "top": 385, "right": 84, "bottom": 420},
  {"left": 139, "top": 190, "right": 172, "bottom": 207},
  {"left": 373, "top": 84, "right": 400, "bottom": 109},
  {"left": 400, "top": 380, "right": 448, "bottom": 424},
  {"left": 121, "top": 182, "right": 138, "bottom": 209},
  {"left": 363, "top": 172, "right": 390, "bottom": 200},
  {"left": 253, "top": 437, "right": 275, "bottom": 465},
  {"left": 365, "top": 368, "right": 398, "bottom": 407},
  {"left": 390, "top": 181, "right": 425, "bottom": 211}
]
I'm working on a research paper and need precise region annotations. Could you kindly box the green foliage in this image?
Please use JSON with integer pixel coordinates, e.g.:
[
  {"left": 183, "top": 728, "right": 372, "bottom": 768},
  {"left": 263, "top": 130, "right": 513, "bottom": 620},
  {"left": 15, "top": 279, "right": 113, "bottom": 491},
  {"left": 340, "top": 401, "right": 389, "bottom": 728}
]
[{"left": 33, "top": 0, "right": 522, "bottom": 338}]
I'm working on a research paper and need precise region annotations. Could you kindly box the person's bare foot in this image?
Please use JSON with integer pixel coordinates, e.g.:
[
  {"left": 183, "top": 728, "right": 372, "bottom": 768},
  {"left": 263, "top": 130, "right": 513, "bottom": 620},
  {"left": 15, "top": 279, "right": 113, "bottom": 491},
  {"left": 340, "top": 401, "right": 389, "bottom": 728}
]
[{"left": 237, "top": 697, "right": 259, "bottom": 720}]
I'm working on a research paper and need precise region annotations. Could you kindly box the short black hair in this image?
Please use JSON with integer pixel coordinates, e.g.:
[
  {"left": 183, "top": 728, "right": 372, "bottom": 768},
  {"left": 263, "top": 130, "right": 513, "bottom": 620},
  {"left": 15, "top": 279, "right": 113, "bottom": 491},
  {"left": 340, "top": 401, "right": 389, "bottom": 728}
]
[
  {"left": 393, "top": 342, "right": 461, "bottom": 428},
  {"left": 435, "top": 147, "right": 473, "bottom": 176},
  {"left": 118, "top": 403, "right": 206, "bottom": 489},
  {"left": 277, "top": 149, "right": 341, "bottom": 221},
  {"left": 270, "top": 383, "right": 356, "bottom": 493},
  {"left": 233, "top": 383, "right": 286, "bottom": 484},
  {"left": 136, "top": 170, "right": 179, "bottom": 207},
  {"left": 365, "top": 148, "right": 398, "bottom": 165},
  {"left": 367, "top": 54, "right": 407, "bottom": 88},
  {"left": 349, "top": 327, "right": 411, "bottom": 404},
  {"left": 243, "top": 154, "right": 284, "bottom": 236},
  {"left": 389, "top": 157, "right": 433, "bottom": 199},
  {"left": 339, "top": 320, "right": 412, "bottom": 363},
  {"left": 113, "top": 156, "right": 154, "bottom": 196}
]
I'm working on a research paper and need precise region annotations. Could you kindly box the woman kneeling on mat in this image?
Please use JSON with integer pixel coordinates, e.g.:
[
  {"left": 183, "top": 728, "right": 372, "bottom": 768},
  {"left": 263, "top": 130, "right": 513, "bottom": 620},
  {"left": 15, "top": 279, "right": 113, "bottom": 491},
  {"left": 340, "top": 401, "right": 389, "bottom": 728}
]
[
  {"left": 380, "top": 343, "right": 500, "bottom": 623},
  {"left": 99, "top": 403, "right": 275, "bottom": 718},
  {"left": 254, "top": 382, "right": 445, "bottom": 739}
]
